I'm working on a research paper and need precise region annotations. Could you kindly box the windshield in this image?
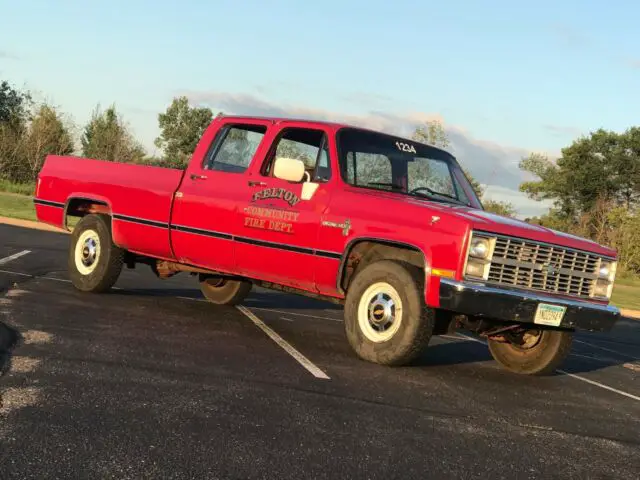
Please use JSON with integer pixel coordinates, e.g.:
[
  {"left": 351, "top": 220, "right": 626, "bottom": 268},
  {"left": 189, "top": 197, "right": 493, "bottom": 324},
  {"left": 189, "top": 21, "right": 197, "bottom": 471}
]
[{"left": 336, "top": 127, "right": 481, "bottom": 207}]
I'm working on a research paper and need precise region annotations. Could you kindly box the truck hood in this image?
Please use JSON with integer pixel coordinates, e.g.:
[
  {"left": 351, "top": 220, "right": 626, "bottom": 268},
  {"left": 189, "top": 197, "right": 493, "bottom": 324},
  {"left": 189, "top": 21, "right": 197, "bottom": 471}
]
[{"left": 407, "top": 199, "right": 617, "bottom": 258}]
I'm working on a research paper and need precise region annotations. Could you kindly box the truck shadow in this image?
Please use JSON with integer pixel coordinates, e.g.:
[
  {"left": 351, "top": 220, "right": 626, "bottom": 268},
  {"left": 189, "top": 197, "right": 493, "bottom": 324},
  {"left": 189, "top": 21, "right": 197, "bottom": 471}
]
[
  {"left": 108, "top": 286, "right": 342, "bottom": 311},
  {"left": 415, "top": 335, "right": 633, "bottom": 376},
  {"left": 0, "top": 321, "right": 20, "bottom": 378}
]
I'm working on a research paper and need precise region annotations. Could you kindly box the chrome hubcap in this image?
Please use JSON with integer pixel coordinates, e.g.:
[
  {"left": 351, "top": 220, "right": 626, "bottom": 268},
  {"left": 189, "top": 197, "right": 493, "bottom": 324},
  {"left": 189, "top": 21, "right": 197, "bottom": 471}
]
[
  {"left": 74, "top": 229, "right": 101, "bottom": 275},
  {"left": 367, "top": 293, "right": 397, "bottom": 333},
  {"left": 357, "top": 282, "right": 403, "bottom": 343},
  {"left": 81, "top": 237, "right": 98, "bottom": 268}
]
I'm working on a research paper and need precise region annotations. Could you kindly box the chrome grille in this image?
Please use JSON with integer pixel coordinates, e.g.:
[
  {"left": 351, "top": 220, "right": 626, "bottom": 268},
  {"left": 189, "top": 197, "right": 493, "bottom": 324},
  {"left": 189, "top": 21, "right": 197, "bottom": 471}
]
[{"left": 487, "top": 235, "right": 602, "bottom": 298}]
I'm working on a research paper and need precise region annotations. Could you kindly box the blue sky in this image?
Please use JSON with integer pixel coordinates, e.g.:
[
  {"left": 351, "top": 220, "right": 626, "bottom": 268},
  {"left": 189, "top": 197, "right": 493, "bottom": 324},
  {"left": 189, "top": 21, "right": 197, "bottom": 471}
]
[{"left": 2, "top": 0, "right": 639, "bottom": 216}]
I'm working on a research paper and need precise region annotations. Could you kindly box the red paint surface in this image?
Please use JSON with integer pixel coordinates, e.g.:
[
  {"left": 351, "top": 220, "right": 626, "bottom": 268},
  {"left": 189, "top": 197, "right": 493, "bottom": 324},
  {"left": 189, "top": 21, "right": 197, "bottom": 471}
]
[{"left": 34, "top": 116, "right": 618, "bottom": 304}]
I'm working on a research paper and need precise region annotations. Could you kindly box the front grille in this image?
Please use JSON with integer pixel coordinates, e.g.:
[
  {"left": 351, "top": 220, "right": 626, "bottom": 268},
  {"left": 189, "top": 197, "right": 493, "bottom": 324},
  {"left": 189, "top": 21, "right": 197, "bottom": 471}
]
[{"left": 487, "top": 235, "right": 602, "bottom": 298}]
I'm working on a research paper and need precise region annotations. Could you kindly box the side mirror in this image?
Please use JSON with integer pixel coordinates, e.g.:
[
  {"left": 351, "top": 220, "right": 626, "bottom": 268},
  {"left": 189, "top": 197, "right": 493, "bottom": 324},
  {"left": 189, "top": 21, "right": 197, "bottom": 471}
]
[{"left": 273, "top": 157, "right": 305, "bottom": 183}]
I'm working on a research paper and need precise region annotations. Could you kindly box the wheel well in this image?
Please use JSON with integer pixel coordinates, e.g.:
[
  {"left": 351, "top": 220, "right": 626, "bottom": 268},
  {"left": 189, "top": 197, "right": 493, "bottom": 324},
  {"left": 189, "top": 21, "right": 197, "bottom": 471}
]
[
  {"left": 64, "top": 198, "right": 111, "bottom": 230},
  {"left": 340, "top": 240, "right": 425, "bottom": 292}
]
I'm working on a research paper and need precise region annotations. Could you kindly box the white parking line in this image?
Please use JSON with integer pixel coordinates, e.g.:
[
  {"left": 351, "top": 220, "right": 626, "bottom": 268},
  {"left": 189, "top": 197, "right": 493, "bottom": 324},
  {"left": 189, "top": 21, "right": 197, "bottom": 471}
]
[
  {"left": 556, "top": 370, "right": 640, "bottom": 401},
  {"left": 236, "top": 305, "right": 330, "bottom": 380},
  {"left": 453, "top": 333, "right": 640, "bottom": 403},
  {"left": 574, "top": 339, "right": 638, "bottom": 362},
  {"left": 248, "top": 306, "right": 342, "bottom": 322},
  {"left": 0, "top": 269, "right": 70, "bottom": 283},
  {"left": 0, "top": 250, "right": 30, "bottom": 265}
]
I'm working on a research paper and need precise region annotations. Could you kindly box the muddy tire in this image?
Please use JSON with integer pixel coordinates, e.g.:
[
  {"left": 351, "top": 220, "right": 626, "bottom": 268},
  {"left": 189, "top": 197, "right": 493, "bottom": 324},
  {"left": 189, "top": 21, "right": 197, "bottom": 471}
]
[
  {"left": 488, "top": 328, "right": 573, "bottom": 375},
  {"left": 68, "top": 214, "right": 124, "bottom": 293},
  {"left": 343, "top": 260, "right": 434, "bottom": 366},
  {"left": 199, "top": 275, "right": 252, "bottom": 305}
]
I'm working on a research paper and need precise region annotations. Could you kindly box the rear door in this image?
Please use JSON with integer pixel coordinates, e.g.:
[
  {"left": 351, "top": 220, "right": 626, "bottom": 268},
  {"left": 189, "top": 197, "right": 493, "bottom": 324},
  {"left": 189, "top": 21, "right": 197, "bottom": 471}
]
[
  {"left": 170, "top": 119, "right": 272, "bottom": 272},
  {"left": 234, "top": 125, "right": 339, "bottom": 291}
]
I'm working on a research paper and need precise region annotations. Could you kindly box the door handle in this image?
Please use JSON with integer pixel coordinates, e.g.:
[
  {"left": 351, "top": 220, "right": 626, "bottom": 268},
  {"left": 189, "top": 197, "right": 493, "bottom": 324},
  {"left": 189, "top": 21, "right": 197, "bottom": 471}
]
[
  {"left": 248, "top": 180, "right": 267, "bottom": 187},
  {"left": 190, "top": 173, "right": 208, "bottom": 180}
]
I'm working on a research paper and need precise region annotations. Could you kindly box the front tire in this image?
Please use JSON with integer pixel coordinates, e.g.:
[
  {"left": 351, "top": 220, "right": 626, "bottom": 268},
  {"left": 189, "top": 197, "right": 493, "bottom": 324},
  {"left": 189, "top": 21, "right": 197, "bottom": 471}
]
[
  {"left": 343, "top": 260, "right": 435, "bottom": 366},
  {"left": 68, "top": 214, "right": 124, "bottom": 293},
  {"left": 488, "top": 328, "right": 573, "bottom": 375},
  {"left": 199, "top": 275, "right": 252, "bottom": 306}
]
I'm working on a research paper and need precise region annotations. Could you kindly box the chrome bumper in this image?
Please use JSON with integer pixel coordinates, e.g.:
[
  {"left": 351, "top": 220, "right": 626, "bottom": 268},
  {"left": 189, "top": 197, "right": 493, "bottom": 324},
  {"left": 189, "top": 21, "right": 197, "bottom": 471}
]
[{"left": 438, "top": 279, "right": 621, "bottom": 332}]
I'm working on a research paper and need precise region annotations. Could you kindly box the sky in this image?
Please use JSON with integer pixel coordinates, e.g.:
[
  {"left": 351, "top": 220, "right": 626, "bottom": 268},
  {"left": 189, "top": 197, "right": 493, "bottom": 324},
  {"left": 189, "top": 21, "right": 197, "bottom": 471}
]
[{"left": 2, "top": 0, "right": 639, "bottom": 217}]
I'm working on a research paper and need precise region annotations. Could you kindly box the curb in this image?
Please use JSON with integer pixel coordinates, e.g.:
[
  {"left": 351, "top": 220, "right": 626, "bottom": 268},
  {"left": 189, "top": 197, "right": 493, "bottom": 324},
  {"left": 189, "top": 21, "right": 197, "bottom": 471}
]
[{"left": 0, "top": 216, "right": 69, "bottom": 234}]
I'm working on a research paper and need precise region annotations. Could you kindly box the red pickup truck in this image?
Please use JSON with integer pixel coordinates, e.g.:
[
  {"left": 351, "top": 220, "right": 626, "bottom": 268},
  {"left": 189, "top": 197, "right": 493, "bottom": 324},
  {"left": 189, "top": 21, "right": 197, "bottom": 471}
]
[{"left": 34, "top": 115, "right": 621, "bottom": 375}]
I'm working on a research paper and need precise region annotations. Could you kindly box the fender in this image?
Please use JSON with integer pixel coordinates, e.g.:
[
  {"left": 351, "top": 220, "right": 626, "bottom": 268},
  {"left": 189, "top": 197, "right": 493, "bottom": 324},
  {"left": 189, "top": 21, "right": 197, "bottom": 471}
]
[
  {"left": 336, "top": 236, "right": 429, "bottom": 294},
  {"left": 63, "top": 194, "right": 113, "bottom": 230}
]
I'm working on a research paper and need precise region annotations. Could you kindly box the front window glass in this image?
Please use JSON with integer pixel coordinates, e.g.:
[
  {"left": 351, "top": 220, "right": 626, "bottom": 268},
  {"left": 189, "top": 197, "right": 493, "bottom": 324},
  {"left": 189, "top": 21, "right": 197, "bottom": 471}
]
[{"left": 337, "top": 127, "right": 478, "bottom": 206}]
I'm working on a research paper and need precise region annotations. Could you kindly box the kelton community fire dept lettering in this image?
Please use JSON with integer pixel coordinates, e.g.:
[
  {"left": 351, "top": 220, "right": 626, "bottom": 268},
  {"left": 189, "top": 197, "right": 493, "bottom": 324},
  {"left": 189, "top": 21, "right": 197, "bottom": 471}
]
[
  {"left": 243, "top": 205, "right": 300, "bottom": 234},
  {"left": 251, "top": 187, "right": 301, "bottom": 207}
]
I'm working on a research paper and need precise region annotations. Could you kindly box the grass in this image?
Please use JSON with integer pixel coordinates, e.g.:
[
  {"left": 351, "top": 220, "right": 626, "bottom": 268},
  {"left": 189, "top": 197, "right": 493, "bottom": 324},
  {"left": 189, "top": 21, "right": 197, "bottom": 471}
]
[
  {"left": 0, "top": 192, "right": 37, "bottom": 221},
  {"left": 0, "top": 179, "right": 35, "bottom": 196},
  {"left": 611, "top": 276, "right": 640, "bottom": 311}
]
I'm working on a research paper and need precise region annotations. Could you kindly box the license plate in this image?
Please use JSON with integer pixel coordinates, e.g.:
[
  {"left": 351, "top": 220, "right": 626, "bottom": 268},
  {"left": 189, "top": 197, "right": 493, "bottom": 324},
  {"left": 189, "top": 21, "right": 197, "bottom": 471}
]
[{"left": 534, "top": 303, "right": 566, "bottom": 326}]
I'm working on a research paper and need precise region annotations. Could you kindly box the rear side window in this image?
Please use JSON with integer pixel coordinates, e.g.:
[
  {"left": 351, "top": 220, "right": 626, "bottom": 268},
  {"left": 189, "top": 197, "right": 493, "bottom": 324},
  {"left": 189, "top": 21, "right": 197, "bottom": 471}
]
[{"left": 203, "top": 124, "right": 267, "bottom": 173}]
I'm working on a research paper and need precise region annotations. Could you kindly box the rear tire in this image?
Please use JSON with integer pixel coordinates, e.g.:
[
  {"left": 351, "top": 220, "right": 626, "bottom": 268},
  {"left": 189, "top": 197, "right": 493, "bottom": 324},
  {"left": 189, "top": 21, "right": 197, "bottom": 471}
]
[
  {"left": 68, "top": 214, "right": 124, "bottom": 293},
  {"left": 343, "top": 260, "right": 434, "bottom": 366},
  {"left": 488, "top": 328, "right": 573, "bottom": 375},
  {"left": 199, "top": 275, "right": 252, "bottom": 305}
]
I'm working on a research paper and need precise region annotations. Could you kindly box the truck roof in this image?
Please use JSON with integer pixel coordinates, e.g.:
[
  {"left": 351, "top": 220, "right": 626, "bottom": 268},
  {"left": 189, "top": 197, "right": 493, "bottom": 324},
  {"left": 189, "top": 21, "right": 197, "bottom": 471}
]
[{"left": 216, "top": 114, "right": 451, "bottom": 154}]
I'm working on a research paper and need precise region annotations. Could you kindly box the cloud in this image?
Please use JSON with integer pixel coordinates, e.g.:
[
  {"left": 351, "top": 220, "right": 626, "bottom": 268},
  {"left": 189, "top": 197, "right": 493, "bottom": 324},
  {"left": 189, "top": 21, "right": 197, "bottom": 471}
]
[
  {"left": 482, "top": 185, "right": 553, "bottom": 218},
  {"left": 0, "top": 50, "right": 19, "bottom": 60},
  {"left": 543, "top": 124, "right": 583, "bottom": 137},
  {"left": 181, "top": 90, "right": 551, "bottom": 217}
]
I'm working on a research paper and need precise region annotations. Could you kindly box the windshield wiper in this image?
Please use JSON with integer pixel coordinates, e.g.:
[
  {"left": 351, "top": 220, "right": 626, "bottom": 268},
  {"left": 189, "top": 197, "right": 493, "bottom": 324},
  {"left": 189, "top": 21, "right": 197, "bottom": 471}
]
[{"left": 410, "top": 187, "right": 470, "bottom": 206}]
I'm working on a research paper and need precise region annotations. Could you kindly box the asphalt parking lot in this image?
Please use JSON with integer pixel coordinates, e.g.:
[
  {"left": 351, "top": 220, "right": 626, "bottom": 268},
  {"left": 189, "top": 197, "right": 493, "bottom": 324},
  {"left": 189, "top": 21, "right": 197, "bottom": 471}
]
[{"left": 0, "top": 223, "right": 639, "bottom": 479}]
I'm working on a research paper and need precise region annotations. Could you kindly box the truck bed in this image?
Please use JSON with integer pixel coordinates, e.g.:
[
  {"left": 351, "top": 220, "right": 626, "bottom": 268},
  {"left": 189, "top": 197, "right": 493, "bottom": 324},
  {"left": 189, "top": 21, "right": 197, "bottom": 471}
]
[{"left": 35, "top": 155, "right": 185, "bottom": 260}]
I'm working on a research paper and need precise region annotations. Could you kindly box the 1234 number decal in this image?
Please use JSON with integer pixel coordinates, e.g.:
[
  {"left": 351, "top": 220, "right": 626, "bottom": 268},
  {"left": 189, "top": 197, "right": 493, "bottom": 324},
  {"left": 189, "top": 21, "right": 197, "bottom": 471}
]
[{"left": 395, "top": 141, "right": 416, "bottom": 153}]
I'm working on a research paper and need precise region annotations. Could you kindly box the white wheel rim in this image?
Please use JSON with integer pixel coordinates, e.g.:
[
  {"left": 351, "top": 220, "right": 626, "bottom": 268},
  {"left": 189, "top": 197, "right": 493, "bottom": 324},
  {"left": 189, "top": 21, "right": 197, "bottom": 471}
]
[
  {"left": 74, "top": 229, "right": 101, "bottom": 275},
  {"left": 357, "top": 282, "right": 403, "bottom": 343}
]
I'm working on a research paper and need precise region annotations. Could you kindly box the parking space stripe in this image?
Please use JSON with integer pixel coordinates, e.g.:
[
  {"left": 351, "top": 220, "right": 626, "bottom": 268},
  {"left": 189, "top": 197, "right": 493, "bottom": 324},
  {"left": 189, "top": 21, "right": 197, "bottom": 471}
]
[
  {"left": 453, "top": 333, "right": 640, "bottom": 403},
  {"left": 557, "top": 370, "right": 640, "bottom": 402},
  {"left": 574, "top": 339, "right": 638, "bottom": 361},
  {"left": 0, "top": 250, "right": 30, "bottom": 265},
  {"left": 236, "top": 305, "right": 330, "bottom": 380},
  {"left": 247, "top": 306, "right": 342, "bottom": 322}
]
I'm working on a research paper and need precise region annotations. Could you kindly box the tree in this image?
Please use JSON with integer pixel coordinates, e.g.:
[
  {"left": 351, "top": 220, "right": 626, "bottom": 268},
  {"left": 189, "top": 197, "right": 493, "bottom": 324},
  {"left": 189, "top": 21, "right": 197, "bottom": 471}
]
[
  {"left": 0, "top": 80, "right": 31, "bottom": 128},
  {"left": 81, "top": 104, "right": 145, "bottom": 163},
  {"left": 519, "top": 129, "right": 640, "bottom": 218},
  {"left": 154, "top": 96, "right": 214, "bottom": 167},
  {"left": 411, "top": 119, "right": 450, "bottom": 149},
  {"left": 482, "top": 199, "right": 516, "bottom": 217},
  {"left": 18, "top": 104, "right": 74, "bottom": 182}
]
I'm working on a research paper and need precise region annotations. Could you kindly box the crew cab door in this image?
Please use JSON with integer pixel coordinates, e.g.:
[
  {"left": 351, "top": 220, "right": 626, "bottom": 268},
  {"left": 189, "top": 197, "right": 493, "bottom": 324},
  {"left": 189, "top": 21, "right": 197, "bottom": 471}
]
[
  {"left": 234, "top": 125, "right": 337, "bottom": 291},
  {"left": 170, "top": 119, "right": 272, "bottom": 272}
]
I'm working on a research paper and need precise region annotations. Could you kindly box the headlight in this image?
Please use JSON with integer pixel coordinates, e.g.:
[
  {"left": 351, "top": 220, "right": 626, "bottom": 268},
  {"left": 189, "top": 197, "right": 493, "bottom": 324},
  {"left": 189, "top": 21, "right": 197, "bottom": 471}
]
[
  {"left": 592, "top": 260, "right": 617, "bottom": 299},
  {"left": 464, "top": 233, "right": 495, "bottom": 280},
  {"left": 469, "top": 237, "right": 490, "bottom": 259},
  {"left": 597, "top": 261, "right": 616, "bottom": 282}
]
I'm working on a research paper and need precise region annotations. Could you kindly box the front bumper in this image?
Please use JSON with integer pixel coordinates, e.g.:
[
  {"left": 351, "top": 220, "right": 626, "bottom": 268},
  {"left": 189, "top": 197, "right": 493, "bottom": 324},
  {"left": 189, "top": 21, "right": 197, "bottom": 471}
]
[{"left": 439, "top": 279, "right": 621, "bottom": 332}]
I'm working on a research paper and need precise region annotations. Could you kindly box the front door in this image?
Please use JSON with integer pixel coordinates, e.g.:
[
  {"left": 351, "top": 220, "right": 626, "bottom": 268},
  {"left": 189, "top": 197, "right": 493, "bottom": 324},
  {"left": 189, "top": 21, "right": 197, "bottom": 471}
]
[
  {"left": 170, "top": 119, "right": 272, "bottom": 273},
  {"left": 234, "top": 126, "right": 335, "bottom": 291}
]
